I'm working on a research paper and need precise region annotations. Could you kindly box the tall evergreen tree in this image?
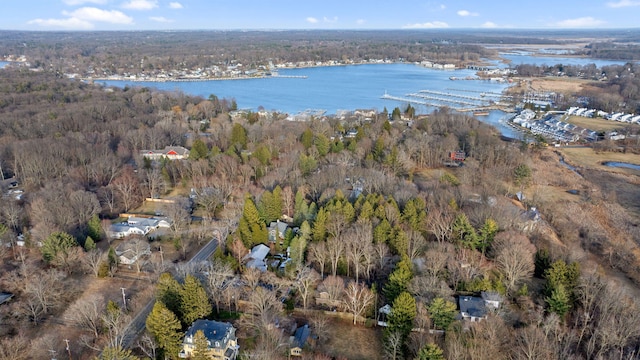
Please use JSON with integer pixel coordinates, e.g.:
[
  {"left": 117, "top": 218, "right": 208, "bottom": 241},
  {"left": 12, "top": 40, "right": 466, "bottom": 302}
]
[
  {"left": 157, "top": 272, "right": 183, "bottom": 316},
  {"left": 384, "top": 256, "right": 413, "bottom": 302},
  {"left": 312, "top": 207, "right": 328, "bottom": 242},
  {"left": 451, "top": 213, "right": 478, "bottom": 249},
  {"left": 416, "top": 343, "right": 445, "bottom": 360},
  {"left": 300, "top": 128, "right": 314, "bottom": 150},
  {"left": 388, "top": 291, "right": 417, "bottom": 340},
  {"left": 180, "top": 274, "right": 212, "bottom": 324},
  {"left": 87, "top": 214, "right": 103, "bottom": 242},
  {"left": 191, "top": 330, "right": 211, "bottom": 360},
  {"left": 239, "top": 194, "right": 266, "bottom": 247},
  {"left": 230, "top": 123, "right": 248, "bottom": 149},
  {"left": 146, "top": 301, "right": 183, "bottom": 359},
  {"left": 428, "top": 298, "right": 457, "bottom": 330},
  {"left": 40, "top": 231, "right": 77, "bottom": 264}
]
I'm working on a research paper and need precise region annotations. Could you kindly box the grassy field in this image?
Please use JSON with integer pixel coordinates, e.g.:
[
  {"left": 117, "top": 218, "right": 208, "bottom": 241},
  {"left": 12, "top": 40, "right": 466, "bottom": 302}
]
[
  {"left": 318, "top": 318, "right": 384, "bottom": 360},
  {"left": 562, "top": 115, "right": 633, "bottom": 132},
  {"left": 559, "top": 147, "right": 640, "bottom": 175}
]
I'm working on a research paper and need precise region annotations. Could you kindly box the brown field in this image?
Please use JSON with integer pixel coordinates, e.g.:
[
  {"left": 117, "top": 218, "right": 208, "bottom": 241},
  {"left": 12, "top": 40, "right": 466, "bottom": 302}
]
[
  {"left": 563, "top": 115, "right": 633, "bottom": 132},
  {"left": 558, "top": 147, "right": 640, "bottom": 176},
  {"left": 318, "top": 318, "right": 384, "bottom": 360}
]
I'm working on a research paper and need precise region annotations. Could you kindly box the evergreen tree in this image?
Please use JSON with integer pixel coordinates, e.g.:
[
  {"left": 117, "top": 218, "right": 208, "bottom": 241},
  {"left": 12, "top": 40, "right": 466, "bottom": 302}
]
[
  {"left": 41, "top": 231, "right": 77, "bottom": 263},
  {"left": 373, "top": 219, "right": 393, "bottom": 244},
  {"left": 180, "top": 275, "right": 212, "bottom": 324},
  {"left": 402, "top": 198, "right": 426, "bottom": 231},
  {"left": 372, "top": 137, "right": 385, "bottom": 162},
  {"left": 451, "top": 213, "right": 479, "bottom": 250},
  {"left": 157, "top": 272, "right": 183, "bottom": 316},
  {"left": 388, "top": 291, "right": 417, "bottom": 339},
  {"left": 300, "top": 128, "right": 314, "bottom": 150},
  {"left": 294, "top": 188, "right": 309, "bottom": 226},
  {"left": 95, "top": 346, "right": 138, "bottom": 360},
  {"left": 87, "top": 214, "right": 103, "bottom": 241},
  {"left": 191, "top": 330, "right": 211, "bottom": 360},
  {"left": 358, "top": 200, "right": 375, "bottom": 221},
  {"left": 546, "top": 283, "right": 571, "bottom": 317},
  {"left": 290, "top": 221, "right": 311, "bottom": 266},
  {"left": 416, "top": 343, "right": 445, "bottom": 360},
  {"left": 312, "top": 208, "right": 328, "bottom": 242},
  {"left": 146, "top": 301, "right": 183, "bottom": 359},
  {"left": 384, "top": 256, "right": 413, "bottom": 302},
  {"left": 239, "top": 194, "right": 266, "bottom": 247},
  {"left": 84, "top": 236, "right": 96, "bottom": 251},
  {"left": 230, "top": 123, "right": 248, "bottom": 149},
  {"left": 299, "top": 153, "right": 318, "bottom": 176},
  {"left": 190, "top": 139, "right": 209, "bottom": 160},
  {"left": 314, "top": 133, "right": 330, "bottom": 157},
  {"left": 428, "top": 298, "right": 457, "bottom": 330},
  {"left": 390, "top": 226, "right": 408, "bottom": 256},
  {"left": 477, "top": 218, "right": 498, "bottom": 255},
  {"left": 392, "top": 107, "right": 402, "bottom": 121}
]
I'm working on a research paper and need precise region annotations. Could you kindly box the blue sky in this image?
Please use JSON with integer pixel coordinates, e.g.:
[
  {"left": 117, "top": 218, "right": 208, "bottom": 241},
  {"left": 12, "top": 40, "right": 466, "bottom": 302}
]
[{"left": 2, "top": 0, "right": 639, "bottom": 31}]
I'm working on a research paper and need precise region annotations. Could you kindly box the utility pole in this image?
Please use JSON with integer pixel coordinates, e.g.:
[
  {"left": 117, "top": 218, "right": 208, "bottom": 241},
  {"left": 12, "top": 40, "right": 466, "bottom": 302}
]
[
  {"left": 64, "top": 339, "right": 71, "bottom": 360},
  {"left": 121, "top": 287, "right": 127, "bottom": 312},
  {"left": 159, "top": 245, "right": 164, "bottom": 264}
]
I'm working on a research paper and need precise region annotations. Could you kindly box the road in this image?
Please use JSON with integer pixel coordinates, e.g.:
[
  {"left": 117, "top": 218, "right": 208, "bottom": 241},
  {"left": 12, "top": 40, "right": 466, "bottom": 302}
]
[{"left": 119, "top": 236, "right": 219, "bottom": 350}]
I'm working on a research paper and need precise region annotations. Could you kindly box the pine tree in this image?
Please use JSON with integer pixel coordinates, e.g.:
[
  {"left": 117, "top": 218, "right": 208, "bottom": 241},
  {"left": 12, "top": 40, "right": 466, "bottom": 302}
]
[
  {"left": 41, "top": 231, "right": 78, "bottom": 263},
  {"left": 87, "top": 214, "right": 103, "bottom": 242},
  {"left": 230, "top": 123, "right": 248, "bottom": 149},
  {"left": 239, "top": 194, "right": 265, "bottom": 247},
  {"left": 428, "top": 297, "right": 457, "bottom": 330},
  {"left": 416, "top": 343, "right": 445, "bottom": 360},
  {"left": 300, "top": 128, "right": 314, "bottom": 150},
  {"left": 157, "top": 272, "right": 183, "bottom": 316},
  {"left": 191, "top": 330, "right": 211, "bottom": 360},
  {"left": 146, "top": 301, "right": 183, "bottom": 359},
  {"left": 95, "top": 346, "right": 138, "bottom": 360},
  {"left": 312, "top": 208, "right": 328, "bottom": 242},
  {"left": 388, "top": 291, "right": 417, "bottom": 339},
  {"left": 477, "top": 218, "right": 498, "bottom": 255},
  {"left": 84, "top": 236, "right": 96, "bottom": 251},
  {"left": 180, "top": 275, "right": 212, "bottom": 324},
  {"left": 451, "top": 213, "right": 479, "bottom": 250},
  {"left": 190, "top": 139, "right": 209, "bottom": 160},
  {"left": 384, "top": 256, "right": 413, "bottom": 302},
  {"left": 546, "top": 283, "right": 570, "bottom": 317},
  {"left": 290, "top": 221, "right": 311, "bottom": 266},
  {"left": 314, "top": 133, "right": 330, "bottom": 157}
]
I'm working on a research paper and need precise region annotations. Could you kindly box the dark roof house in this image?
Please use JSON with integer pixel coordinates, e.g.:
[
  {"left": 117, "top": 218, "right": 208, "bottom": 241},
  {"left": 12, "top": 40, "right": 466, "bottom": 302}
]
[{"left": 180, "top": 319, "right": 239, "bottom": 360}]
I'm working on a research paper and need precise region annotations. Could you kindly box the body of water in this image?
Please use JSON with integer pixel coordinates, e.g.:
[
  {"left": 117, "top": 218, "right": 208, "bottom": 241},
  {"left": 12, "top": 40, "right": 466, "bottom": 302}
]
[
  {"left": 603, "top": 161, "right": 640, "bottom": 170},
  {"left": 102, "top": 63, "right": 522, "bottom": 137},
  {"left": 499, "top": 53, "right": 630, "bottom": 68},
  {"left": 0, "top": 62, "right": 9, "bottom": 69}
]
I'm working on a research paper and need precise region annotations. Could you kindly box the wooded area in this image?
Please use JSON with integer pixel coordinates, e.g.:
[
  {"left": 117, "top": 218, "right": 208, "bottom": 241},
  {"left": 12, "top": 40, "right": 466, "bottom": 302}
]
[{"left": 0, "top": 30, "right": 640, "bottom": 360}]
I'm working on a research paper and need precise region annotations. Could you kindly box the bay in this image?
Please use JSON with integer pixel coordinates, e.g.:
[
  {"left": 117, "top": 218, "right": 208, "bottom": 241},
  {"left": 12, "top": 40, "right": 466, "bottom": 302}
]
[
  {"left": 0, "top": 61, "right": 9, "bottom": 69},
  {"left": 101, "top": 63, "right": 524, "bottom": 137}
]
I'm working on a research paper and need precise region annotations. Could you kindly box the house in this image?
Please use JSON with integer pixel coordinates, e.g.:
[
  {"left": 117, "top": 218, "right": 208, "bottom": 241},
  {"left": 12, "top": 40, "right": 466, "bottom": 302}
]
[
  {"left": 179, "top": 320, "right": 239, "bottom": 360},
  {"left": 268, "top": 220, "right": 288, "bottom": 244},
  {"left": 107, "top": 216, "right": 170, "bottom": 239},
  {"left": 115, "top": 239, "right": 151, "bottom": 265},
  {"left": 459, "top": 291, "right": 503, "bottom": 322},
  {"left": 459, "top": 296, "right": 487, "bottom": 322},
  {"left": 289, "top": 324, "right": 311, "bottom": 357},
  {"left": 141, "top": 146, "right": 190, "bottom": 160},
  {"left": 243, "top": 244, "right": 270, "bottom": 272}
]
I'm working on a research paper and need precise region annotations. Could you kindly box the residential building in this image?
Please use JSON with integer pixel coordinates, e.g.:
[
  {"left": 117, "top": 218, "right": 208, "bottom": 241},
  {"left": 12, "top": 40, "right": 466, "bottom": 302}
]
[
  {"left": 141, "top": 146, "right": 190, "bottom": 160},
  {"left": 268, "top": 220, "right": 288, "bottom": 244},
  {"left": 243, "top": 244, "right": 270, "bottom": 272},
  {"left": 289, "top": 324, "right": 311, "bottom": 357},
  {"left": 459, "top": 291, "right": 503, "bottom": 322},
  {"left": 180, "top": 319, "right": 239, "bottom": 360}
]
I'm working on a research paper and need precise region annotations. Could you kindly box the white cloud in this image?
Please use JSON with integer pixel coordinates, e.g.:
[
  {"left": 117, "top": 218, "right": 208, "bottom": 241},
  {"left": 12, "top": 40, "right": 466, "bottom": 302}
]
[
  {"left": 28, "top": 17, "right": 94, "bottom": 29},
  {"left": 555, "top": 16, "right": 605, "bottom": 28},
  {"left": 62, "top": 0, "right": 108, "bottom": 5},
  {"left": 403, "top": 21, "right": 449, "bottom": 29},
  {"left": 440, "top": 4, "right": 446, "bottom": 9},
  {"left": 121, "top": 0, "right": 158, "bottom": 10},
  {"left": 63, "top": 7, "right": 133, "bottom": 24},
  {"left": 150, "top": 16, "right": 174, "bottom": 23},
  {"left": 169, "top": 2, "right": 183, "bottom": 9},
  {"left": 356, "top": 19, "right": 366, "bottom": 25},
  {"left": 323, "top": 16, "right": 338, "bottom": 23},
  {"left": 457, "top": 10, "right": 478, "bottom": 17},
  {"left": 306, "top": 17, "right": 318, "bottom": 24},
  {"left": 607, "top": 0, "right": 640, "bottom": 7},
  {"left": 481, "top": 21, "right": 498, "bottom": 28}
]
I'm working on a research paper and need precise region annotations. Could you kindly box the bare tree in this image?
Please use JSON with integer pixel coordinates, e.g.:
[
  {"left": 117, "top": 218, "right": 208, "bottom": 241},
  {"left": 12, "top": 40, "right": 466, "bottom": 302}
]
[
  {"left": 0, "top": 335, "right": 30, "bottom": 360},
  {"left": 342, "top": 281, "right": 375, "bottom": 325},
  {"left": 406, "top": 229, "right": 427, "bottom": 261},
  {"left": 82, "top": 249, "right": 106, "bottom": 277},
  {"left": 492, "top": 231, "right": 535, "bottom": 294},
  {"left": 294, "top": 266, "right": 320, "bottom": 310},
  {"left": 374, "top": 241, "right": 390, "bottom": 276},
  {"left": 65, "top": 295, "right": 104, "bottom": 338},
  {"left": 384, "top": 330, "right": 403, "bottom": 360},
  {"left": 327, "top": 237, "right": 344, "bottom": 277},
  {"left": 243, "top": 267, "right": 263, "bottom": 291},
  {"left": 307, "top": 241, "right": 328, "bottom": 278},
  {"left": 205, "top": 260, "right": 235, "bottom": 312},
  {"left": 318, "top": 275, "right": 345, "bottom": 304},
  {"left": 111, "top": 166, "right": 142, "bottom": 212},
  {"left": 21, "top": 269, "right": 65, "bottom": 324},
  {"left": 427, "top": 208, "right": 453, "bottom": 243},
  {"left": 137, "top": 333, "right": 157, "bottom": 360},
  {"left": 344, "top": 221, "right": 372, "bottom": 283},
  {"left": 246, "top": 286, "right": 283, "bottom": 331}
]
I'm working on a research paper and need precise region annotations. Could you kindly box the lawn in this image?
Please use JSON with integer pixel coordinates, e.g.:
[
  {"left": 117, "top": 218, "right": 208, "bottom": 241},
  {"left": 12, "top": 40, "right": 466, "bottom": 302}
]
[
  {"left": 559, "top": 147, "right": 640, "bottom": 176},
  {"left": 563, "top": 115, "right": 634, "bottom": 132}
]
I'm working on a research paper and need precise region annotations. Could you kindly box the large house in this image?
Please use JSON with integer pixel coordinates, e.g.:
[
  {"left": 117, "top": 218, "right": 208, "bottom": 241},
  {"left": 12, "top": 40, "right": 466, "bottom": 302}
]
[
  {"left": 459, "top": 291, "right": 503, "bottom": 322},
  {"left": 243, "top": 244, "right": 270, "bottom": 272},
  {"left": 289, "top": 324, "right": 311, "bottom": 357},
  {"left": 141, "top": 146, "right": 190, "bottom": 160},
  {"left": 268, "top": 220, "right": 288, "bottom": 244},
  {"left": 179, "top": 320, "right": 239, "bottom": 360},
  {"left": 107, "top": 216, "right": 171, "bottom": 239}
]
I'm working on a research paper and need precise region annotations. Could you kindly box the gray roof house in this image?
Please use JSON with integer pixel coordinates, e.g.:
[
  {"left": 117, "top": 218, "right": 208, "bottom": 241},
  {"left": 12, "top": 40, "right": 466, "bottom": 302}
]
[
  {"left": 179, "top": 319, "right": 239, "bottom": 360},
  {"left": 141, "top": 146, "right": 190, "bottom": 160},
  {"left": 268, "top": 220, "right": 288, "bottom": 244},
  {"left": 290, "top": 324, "right": 311, "bottom": 357},
  {"left": 243, "top": 244, "right": 270, "bottom": 272},
  {"left": 459, "top": 291, "right": 503, "bottom": 322}
]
